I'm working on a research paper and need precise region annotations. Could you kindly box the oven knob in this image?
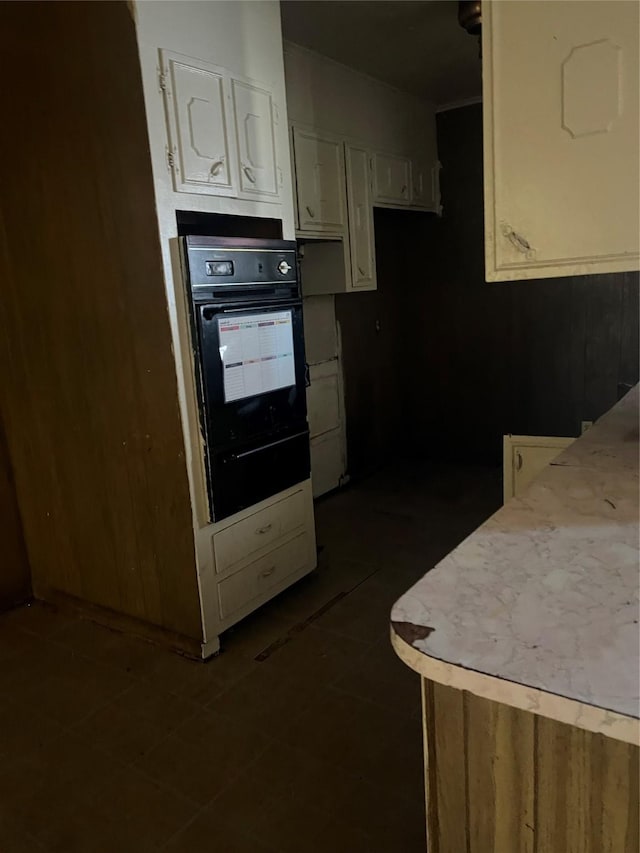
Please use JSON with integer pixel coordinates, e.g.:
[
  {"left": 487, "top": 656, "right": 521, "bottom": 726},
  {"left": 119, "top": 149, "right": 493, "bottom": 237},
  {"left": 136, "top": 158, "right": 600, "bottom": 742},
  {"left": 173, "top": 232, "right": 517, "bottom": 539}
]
[{"left": 277, "top": 260, "right": 292, "bottom": 275}]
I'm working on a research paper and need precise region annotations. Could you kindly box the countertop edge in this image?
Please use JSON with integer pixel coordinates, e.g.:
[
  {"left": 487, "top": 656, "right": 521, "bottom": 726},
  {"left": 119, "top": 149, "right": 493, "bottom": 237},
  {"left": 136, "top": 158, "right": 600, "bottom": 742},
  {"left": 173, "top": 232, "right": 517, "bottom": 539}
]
[{"left": 390, "top": 625, "right": 640, "bottom": 747}]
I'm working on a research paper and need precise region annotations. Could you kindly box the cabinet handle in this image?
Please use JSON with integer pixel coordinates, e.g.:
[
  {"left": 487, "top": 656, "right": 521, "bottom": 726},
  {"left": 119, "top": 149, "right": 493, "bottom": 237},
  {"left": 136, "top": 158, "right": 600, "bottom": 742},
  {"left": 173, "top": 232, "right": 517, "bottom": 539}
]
[
  {"left": 306, "top": 205, "right": 315, "bottom": 218},
  {"left": 357, "top": 265, "right": 366, "bottom": 277},
  {"left": 260, "top": 565, "right": 276, "bottom": 579},
  {"left": 401, "top": 185, "right": 407, "bottom": 196},
  {"left": 256, "top": 523, "right": 273, "bottom": 535},
  {"left": 502, "top": 223, "right": 535, "bottom": 258},
  {"left": 516, "top": 451, "right": 523, "bottom": 472},
  {"left": 243, "top": 164, "right": 257, "bottom": 184},
  {"left": 209, "top": 158, "right": 224, "bottom": 178}
]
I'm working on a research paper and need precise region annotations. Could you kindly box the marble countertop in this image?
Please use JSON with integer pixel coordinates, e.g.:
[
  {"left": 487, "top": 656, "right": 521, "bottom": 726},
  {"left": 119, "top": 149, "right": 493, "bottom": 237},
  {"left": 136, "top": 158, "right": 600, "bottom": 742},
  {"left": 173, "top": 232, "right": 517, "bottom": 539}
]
[{"left": 391, "top": 386, "right": 640, "bottom": 745}]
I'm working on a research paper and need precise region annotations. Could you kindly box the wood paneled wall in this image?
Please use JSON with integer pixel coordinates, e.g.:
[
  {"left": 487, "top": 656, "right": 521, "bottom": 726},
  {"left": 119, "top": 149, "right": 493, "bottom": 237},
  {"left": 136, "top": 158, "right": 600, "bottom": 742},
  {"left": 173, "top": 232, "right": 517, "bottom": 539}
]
[
  {"left": 0, "top": 419, "right": 30, "bottom": 611},
  {"left": 336, "top": 104, "right": 639, "bottom": 475},
  {"left": 423, "top": 679, "right": 639, "bottom": 853},
  {"left": 0, "top": 2, "right": 201, "bottom": 640}
]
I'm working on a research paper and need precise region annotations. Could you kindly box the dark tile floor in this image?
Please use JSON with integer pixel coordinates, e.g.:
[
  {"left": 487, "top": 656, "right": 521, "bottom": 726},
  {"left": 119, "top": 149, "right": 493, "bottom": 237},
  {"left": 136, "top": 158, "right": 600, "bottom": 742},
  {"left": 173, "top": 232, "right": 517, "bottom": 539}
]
[{"left": 0, "top": 462, "right": 500, "bottom": 852}]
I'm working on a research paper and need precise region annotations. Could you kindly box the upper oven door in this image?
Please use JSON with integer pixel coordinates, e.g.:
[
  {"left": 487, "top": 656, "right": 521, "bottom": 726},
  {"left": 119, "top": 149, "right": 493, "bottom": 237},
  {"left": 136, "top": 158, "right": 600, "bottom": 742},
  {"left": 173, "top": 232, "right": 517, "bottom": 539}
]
[{"left": 195, "top": 300, "right": 308, "bottom": 448}]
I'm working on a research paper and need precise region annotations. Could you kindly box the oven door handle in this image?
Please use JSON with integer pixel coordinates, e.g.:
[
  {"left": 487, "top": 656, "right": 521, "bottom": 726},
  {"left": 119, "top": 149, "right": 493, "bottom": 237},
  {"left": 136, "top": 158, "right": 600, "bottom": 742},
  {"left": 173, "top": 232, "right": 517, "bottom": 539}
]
[
  {"left": 219, "top": 302, "right": 301, "bottom": 314},
  {"left": 230, "top": 430, "right": 309, "bottom": 461}
]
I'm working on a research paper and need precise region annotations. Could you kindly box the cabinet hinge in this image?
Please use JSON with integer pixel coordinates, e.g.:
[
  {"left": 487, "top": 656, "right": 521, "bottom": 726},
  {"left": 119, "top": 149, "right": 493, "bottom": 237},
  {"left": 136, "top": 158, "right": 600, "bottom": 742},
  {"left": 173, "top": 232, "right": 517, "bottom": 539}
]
[
  {"left": 166, "top": 148, "right": 175, "bottom": 171},
  {"left": 159, "top": 72, "right": 168, "bottom": 92}
]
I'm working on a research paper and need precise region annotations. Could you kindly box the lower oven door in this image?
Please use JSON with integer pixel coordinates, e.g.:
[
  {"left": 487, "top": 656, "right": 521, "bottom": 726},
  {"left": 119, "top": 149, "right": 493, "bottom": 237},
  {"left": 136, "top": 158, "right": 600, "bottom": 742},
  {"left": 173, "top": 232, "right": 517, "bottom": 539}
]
[
  {"left": 195, "top": 300, "right": 308, "bottom": 448},
  {"left": 210, "top": 428, "right": 311, "bottom": 521}
]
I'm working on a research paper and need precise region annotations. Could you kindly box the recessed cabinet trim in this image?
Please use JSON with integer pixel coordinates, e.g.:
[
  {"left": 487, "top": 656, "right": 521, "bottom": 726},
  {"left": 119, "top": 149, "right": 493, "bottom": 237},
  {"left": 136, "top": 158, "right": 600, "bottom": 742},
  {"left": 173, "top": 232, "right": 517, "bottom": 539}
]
[{"left": 160, "top": 50, "right": 238, "bottom": 197}]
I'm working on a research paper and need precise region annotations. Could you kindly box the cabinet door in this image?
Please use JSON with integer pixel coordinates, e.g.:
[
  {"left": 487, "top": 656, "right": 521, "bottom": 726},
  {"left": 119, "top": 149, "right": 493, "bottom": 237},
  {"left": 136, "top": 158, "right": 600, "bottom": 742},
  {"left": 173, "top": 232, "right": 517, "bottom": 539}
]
[
  {"left": 160, "top": 50, "right": 237, "bottom": 197},
  {"left": 231, "top": 77, "right": 279, "bottom": 200},
  {"left": 293, "top": 128, "right": 346, "bottom": 232},
  {"left": 411, "top": 159, "right": 441, "bottom": 212},
  {"left": 503, "top": 436, "right": 575, "bottom": 501},
  {"left": 484, "top": 1, "right": 640, "bottom": 281},
  {"left": 345, "top": 144, "right": 376, "bottom": 290},
  {"left": 372, "top": 152, "right": 411, "bottom": 205}
]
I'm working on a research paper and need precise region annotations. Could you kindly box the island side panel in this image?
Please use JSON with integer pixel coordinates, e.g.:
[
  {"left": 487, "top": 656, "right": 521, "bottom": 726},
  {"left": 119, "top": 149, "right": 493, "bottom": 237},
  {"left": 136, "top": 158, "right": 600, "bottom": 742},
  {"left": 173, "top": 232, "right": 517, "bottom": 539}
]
[{"left": 422, "top": 679, "right": 639, "bottom": 853}]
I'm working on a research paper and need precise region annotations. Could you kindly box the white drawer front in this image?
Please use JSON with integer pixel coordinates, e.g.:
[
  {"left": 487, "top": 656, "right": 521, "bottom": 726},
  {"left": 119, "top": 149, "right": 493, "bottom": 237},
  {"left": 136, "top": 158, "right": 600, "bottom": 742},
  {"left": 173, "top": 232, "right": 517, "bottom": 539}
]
[
  {"left": 217, "top": 533, "right": 310, "bottom": 620},
  {"left": 213, "top": 489, "right": 306, "bottom": 574}
]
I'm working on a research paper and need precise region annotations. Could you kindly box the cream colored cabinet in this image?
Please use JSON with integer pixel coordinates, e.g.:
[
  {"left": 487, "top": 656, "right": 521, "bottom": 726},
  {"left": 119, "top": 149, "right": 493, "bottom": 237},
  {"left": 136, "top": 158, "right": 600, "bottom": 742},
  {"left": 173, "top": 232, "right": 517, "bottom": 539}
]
[
  {"left": 372, "top": 152, "right": 412, "bottom": 206},
  {"left": 211, "top": 481, "right": 317, "bottom": 630},
  {"left": 483, "top": 1, "right": 640, "bottom": 281},
  {"left": 160, "top": 50, "right": 238, "bottom": 196},
  {"left": 231, "top": 77, "right": 280, "bottom": 200},
  {"left": 411, "top": 159, "right": 441, "bottom": 212},
  {"left": 503, "top": 435, "right": 576, "bottom": 501},
  {"left": 160, "top": 51, "right": 282, "bottom": 204},
  {"left": 292, "top": 127, "right": 347, "bottom": 232},
  {"left": 345, "top": 144, "right": 376, "bottom": 290}
]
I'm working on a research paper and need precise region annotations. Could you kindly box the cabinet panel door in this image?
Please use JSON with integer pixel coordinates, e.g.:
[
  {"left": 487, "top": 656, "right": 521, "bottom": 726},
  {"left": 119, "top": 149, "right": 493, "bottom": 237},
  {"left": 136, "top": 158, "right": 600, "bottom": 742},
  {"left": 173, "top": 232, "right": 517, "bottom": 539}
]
[
  {"left": 484, "top": 1, "right": 640, "bottom": 281},
  {"left": 293, "top": 128, "right": 346, "bottom": 232},
  {"left": 412, "top": 159, "right": 440, "bottom": 212},
  {"left": 231, "top": 77, "right": 279, "bottom": 199},
  {"left": 345, "top": 144, "right": 376, "bottom": 290},
  {"left": 161, "top": 51, "right": 237, "bottom": 196},
  {"left": 372, "top": 152, "right": 411, "bottom": 205},
  {"left": 503, "top": 436, "right": 575, "bottom": 501}
]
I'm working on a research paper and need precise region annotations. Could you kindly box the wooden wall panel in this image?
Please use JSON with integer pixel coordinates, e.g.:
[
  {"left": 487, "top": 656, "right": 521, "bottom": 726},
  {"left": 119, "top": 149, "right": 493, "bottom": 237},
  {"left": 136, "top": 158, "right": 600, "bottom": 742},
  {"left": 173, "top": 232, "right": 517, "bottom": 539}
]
[
  {"left": 0, "top": 2, "right": 201, "bottom": 640},
  {"left": 0, "top": 418, "right": 30, "bottom": 611},
  {"left": 423, "top": 680, "right": 639, "bottom": 853}
]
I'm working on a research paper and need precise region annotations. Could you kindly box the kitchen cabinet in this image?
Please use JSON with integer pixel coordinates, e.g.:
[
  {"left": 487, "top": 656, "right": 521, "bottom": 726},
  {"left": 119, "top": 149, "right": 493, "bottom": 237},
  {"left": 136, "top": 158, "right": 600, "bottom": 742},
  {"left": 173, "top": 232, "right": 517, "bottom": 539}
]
[
  {"left": 231, "top": 77, "right": 280, "bottom": 200},
  {"left": 160, "top": 50, "right": 238, "bottom": 197},
  {"left": 372, "top": 152, "right": 412, "bottom": 206},
  {"left": 411, "top": 158, "right": 440, "bottom": 212},
  {"left": 292, "top": 127, "right": 347, "bottom": 232},
  {"left": 503, "top": 434, "right": 575, "bottom": 501},
  {"left": 483, "top": 0, "right": 640, "bottom": 281},
  {"left": 345, "top": 144, "right": 376, "bottom": 290},
  {"left": 160, "top": 51, "right": 283, "bottom": 204},
  {"left": 211, "top": 481, "right": 316, "bottom": 628}
]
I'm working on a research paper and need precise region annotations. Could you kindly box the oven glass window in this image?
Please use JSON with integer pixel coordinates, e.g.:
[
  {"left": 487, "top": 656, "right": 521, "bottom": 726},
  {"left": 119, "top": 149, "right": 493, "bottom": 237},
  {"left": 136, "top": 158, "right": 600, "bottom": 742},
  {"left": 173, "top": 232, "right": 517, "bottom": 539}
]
[{"left": 218, "top": 310, "right": 296, "bottom": 403}]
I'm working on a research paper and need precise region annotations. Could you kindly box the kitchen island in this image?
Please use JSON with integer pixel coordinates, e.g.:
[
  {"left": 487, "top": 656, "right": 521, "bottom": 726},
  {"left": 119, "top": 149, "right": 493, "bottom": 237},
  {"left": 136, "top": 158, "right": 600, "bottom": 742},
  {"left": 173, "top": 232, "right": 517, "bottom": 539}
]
[{"left": 391, "top": 387, "right": 639, "bottom": 853}]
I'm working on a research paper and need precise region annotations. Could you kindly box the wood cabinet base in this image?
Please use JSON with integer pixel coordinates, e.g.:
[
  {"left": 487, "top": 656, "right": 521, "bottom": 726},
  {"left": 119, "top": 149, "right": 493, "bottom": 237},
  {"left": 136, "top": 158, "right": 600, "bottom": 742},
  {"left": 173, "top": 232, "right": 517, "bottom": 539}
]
[{"left": 422, "top": 679, "right": 639, "bottom": 852}]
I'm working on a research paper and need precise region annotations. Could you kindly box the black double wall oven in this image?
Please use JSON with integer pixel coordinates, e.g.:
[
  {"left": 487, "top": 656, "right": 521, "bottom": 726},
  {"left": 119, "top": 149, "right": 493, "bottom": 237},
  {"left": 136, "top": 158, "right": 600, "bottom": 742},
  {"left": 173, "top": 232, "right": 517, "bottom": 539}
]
[{"left": 181, "top": 236, "right": 310, "bottom": 522}]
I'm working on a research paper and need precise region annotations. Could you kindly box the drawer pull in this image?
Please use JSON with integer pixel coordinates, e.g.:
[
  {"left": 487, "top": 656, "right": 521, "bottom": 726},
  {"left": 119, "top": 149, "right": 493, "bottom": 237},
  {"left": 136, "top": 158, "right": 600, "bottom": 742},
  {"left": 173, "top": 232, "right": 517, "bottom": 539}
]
[
  {"left": 260, "top": 566, "right": 276, "bottom": 579},
  {"left": 256, "top": 523, "right": 273, "bottom": 535},
  {"left": 516, "top": 451, "right": 523, "bottom": 472}
]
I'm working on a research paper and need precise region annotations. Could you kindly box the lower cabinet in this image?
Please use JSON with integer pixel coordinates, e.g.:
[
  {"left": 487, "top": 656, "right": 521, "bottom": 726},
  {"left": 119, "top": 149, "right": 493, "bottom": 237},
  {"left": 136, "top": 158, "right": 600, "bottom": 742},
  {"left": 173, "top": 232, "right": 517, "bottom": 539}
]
[
  {"left": 503, "top": 434, "right": 576, "bottom": 501},
  {"left": 210, "top": 480, "right": 316, "bottom": 629}
]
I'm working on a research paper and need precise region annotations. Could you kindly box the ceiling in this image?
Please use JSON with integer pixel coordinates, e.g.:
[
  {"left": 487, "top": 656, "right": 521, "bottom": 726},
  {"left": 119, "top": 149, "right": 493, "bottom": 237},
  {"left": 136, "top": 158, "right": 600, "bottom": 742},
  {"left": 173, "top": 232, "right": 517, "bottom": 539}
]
[{"left": 280, "top": 0, "right": 482, "bottom": 107}]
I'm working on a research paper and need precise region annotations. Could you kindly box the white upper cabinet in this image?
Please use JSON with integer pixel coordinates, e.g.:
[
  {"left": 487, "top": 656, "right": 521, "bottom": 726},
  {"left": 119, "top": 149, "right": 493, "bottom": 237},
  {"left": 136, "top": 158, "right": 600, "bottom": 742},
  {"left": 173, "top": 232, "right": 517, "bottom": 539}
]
[
  {"left": 372, "top": 152, "right": 412, "bottom": 206},
  {"left": 159, "top": 51, "right": 282, "bottom": 205},
  {"left": 483, "top": 0, "right": 640, "bottom": 281},
  {"left": 345, "top": 144, "right": 376, "bottom": 290},
  {"left": 293, "top": 128, "right": 346, "bottom": 232},
  {"left": 411, "top": 159, "right": 441, "bottom": 212},
  {"left": 231, "top": 77, "right": 280, "bottom": 200},
  {"left": 160, "top": 50, "right": 237, "bottom": 196}
]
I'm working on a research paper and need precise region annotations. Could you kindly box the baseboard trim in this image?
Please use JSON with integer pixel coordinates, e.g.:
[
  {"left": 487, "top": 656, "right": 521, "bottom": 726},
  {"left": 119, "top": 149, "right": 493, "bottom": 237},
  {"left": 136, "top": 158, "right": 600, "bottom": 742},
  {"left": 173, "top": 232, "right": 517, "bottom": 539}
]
[{"left": 33, "top": 583, "right": 204, "bottom": 661}]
